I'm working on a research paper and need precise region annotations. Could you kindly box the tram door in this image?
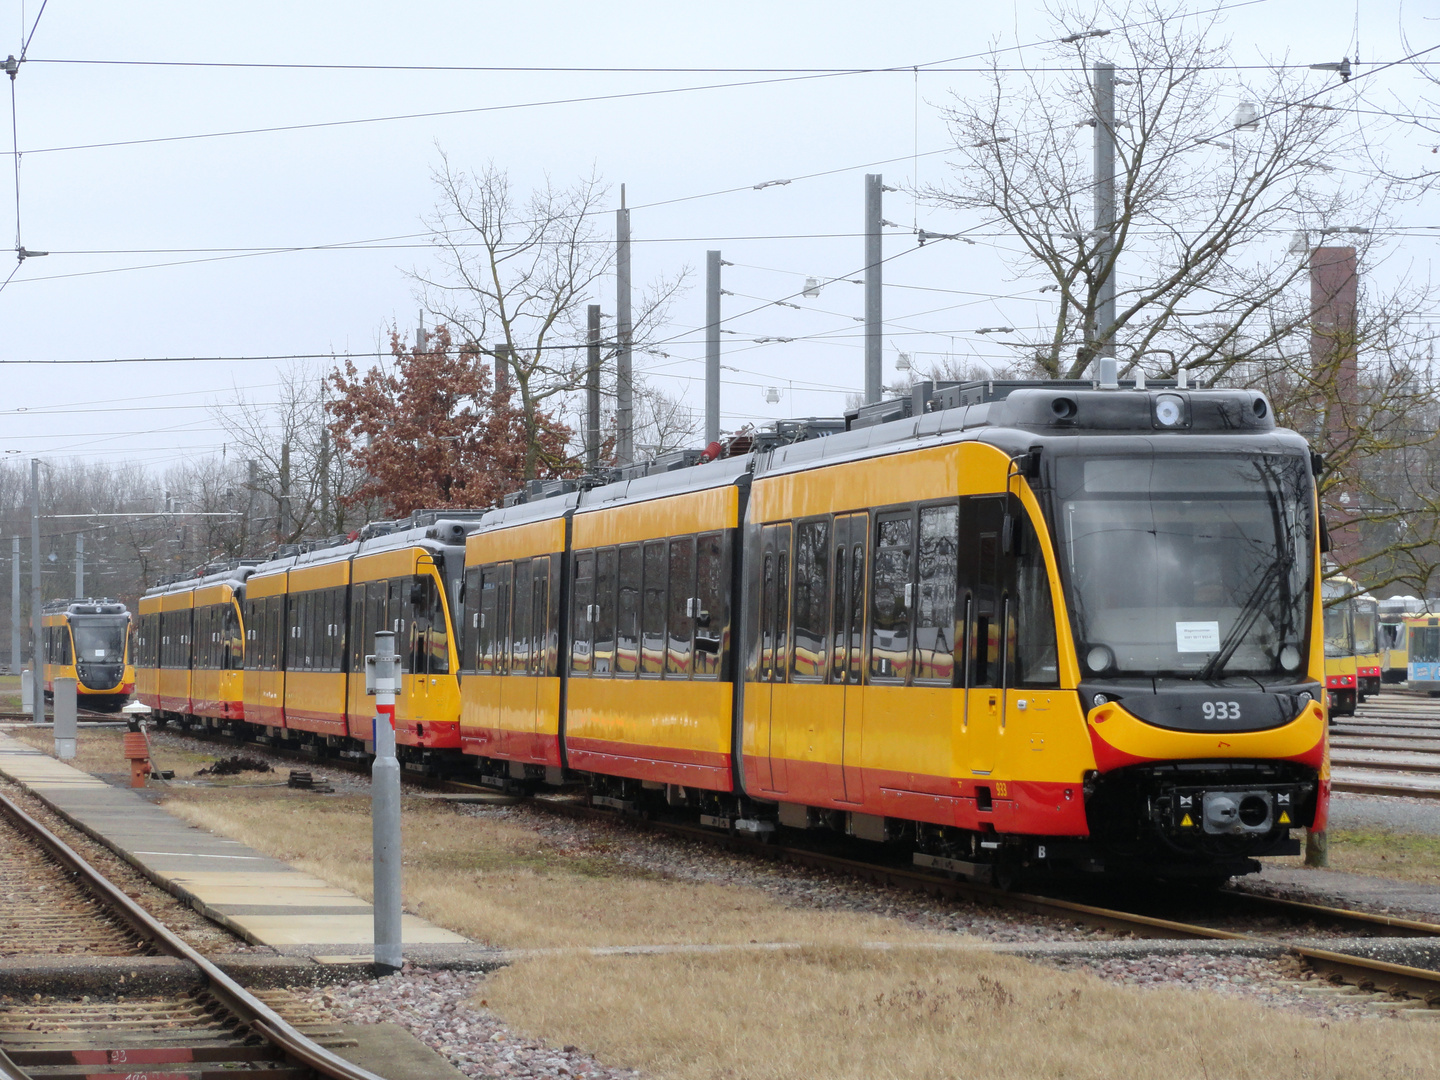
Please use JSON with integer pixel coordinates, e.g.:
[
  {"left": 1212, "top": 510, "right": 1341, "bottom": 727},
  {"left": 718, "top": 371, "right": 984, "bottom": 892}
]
[
  {"left": 526, "top": 557, "right": 549, "bottom": 756},
  {"left": 831, "top": 513, "right": 868, "bottom": 803},
  {"left": 758, "top": 523, "right": 792, "bottom": 792},
  {"left": 964, "top": 498, "right": 1006, "bottom": 775}
]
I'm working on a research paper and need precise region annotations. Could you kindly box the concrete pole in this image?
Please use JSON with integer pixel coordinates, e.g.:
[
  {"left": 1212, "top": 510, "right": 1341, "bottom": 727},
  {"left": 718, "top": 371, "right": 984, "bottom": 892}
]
[
  {"left": 245, "top": 459, "right": 257, "bottom": 554},
  {"left": 705, "top": 250, "right": 722, "bottom": 445},
  {"left": 11, "top": 536, "right": 20, "bottom": 674},
  {"left": 278, "top": 442, "right": 291, "bottom": 542},
  {"left": 864, "top": 174, "right": 883, "bottom": 404},
  {"left": 30, "top": 459, "right": 42, "bottom": 723},
  {"left": 1092, "top": 61, "right": 1118, "bottom": 387},
  {"left": 615, "top": 187, "right": 634, "bottom": 465},
  {"left": 370, "top": 630, "right": 403, "bottom": 974},
  {"left": 53, "top": 678, "right": 76, "bottom": 758},
  {"left": 586, "top": 304, "right": 601, "bottom": 472},
  {"left": 74, "top": 533, "right": 84, "bottom": 599}
]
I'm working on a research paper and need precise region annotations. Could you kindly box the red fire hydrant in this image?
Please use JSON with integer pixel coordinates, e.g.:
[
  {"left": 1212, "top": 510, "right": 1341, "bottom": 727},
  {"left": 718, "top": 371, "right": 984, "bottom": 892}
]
[{"left": 123, "top": 732, "right": 152, "bottom": 788}]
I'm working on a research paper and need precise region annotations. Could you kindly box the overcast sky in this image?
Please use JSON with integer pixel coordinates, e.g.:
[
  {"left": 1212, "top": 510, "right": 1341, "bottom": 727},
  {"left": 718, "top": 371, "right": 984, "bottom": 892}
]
[{"left": 0, "top": 0, "right": 1432, "bottom": 473}]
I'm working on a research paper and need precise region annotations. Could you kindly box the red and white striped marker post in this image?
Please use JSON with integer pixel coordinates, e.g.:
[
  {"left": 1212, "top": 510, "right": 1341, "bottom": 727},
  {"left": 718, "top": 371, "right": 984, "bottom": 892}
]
[{"left": 366, "top": 630, "right": 403, "bottom": 974}]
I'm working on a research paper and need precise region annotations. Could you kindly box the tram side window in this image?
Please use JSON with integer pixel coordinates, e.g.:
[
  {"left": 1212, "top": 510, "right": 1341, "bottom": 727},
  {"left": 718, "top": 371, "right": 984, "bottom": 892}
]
[
  {"left": 531, "top": 557, "right": 551, "bottom": 676},
  {"left": 870, "top": 512, "right": 914, "bottom": 681},
  {"left": 337, "top": 586, "right": 353, "bottom": 672},
  {"left": 383, "top": 579, "right": 404, "bottom": 673},
  {"left": 475, "top": 566, "right": 497, "bottom": 673},
  {"left": 594, "top": 550, "right": 616, "bottom": 675},
  {"left": 915, "top": 504, "right": 958, "bottom": 685},
  {"left": 667, "top": 537, "right": 695, "bottom": 677},
  {"left": 349, "top": 591, "right": 365, "bottom": 674},
  {"left": 510, "top": 560, "right": 532, "bottom": 675},
  {"left": 791, "top": 520, "right": 829, "bottom": 681},
  {"left": 1012, "top": 512, "right": 1059, "bottom": 688},
  {"left": 61, "top": 626, "right": 73, "bottom": 665},
  {"left": 268, "top": 596, "right": 284, "bottom": 671},
  {"left": 461, "top": 567, "right": 481, "bottom": 674},
  {"left": 641, "top": 541, "right": 667, "bottom": 676},
  {"left": 694, "top": 532, "right": 726, "bottom": 678},
  {"left": 571, "top": 554, "right": 594, "bottom": 673},
  {"left": 616, "top": 545, "right": 642, "bottom": 675}
]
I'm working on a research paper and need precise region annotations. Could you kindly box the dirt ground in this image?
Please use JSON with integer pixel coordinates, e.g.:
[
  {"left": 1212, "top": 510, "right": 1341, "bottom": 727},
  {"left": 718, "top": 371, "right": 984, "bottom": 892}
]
[{"left": 9, "top": 724, "right": 1440, "bottom": 1080}]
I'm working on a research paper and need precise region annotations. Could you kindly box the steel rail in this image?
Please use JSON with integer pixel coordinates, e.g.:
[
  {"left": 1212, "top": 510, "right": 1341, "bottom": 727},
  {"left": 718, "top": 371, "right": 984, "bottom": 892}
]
[{"left": 0, "top": 788, "right": 387, "bottom": 1080}]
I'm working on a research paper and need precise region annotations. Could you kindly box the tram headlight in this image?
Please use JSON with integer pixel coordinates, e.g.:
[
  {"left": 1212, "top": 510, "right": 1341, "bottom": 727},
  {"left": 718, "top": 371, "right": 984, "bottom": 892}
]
[
  {"left": 1154, "top": 394, "right": 1185, "bottom": 428},
  {"left": 1085, "top": 644, "right": 1115, "bottom": 674}
]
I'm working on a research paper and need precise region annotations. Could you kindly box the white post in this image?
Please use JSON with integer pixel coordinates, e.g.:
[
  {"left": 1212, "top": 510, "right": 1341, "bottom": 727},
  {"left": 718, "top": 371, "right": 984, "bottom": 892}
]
[
  {"left": 367, "top": 630, "right": 403, "bottom": 974},
  {"left": 53, "top": 677, "right": 76, "bottom": 759}
]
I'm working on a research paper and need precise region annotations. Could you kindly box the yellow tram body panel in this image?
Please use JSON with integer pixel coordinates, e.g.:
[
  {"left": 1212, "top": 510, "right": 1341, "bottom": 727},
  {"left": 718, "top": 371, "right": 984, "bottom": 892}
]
[
  {"left": 564, "top": 486, "right": 741, "bottom": 788},
  {"left": 244, "top": 569, "right": 288, "bottom": 728},
  {"left": 461, "top": 516, "right": 567, "bottom": 766},
  {"left": 157, "top": 589, "right": 194, "bottom": 714},
  {"left": 189, "top": 583, "right": 245, "bottom": 722},
  {"left": 346, "top": 546, "right": 461, "bottom": 749},
  {"left": 285, "top": 560, "right": 351, "bottom": 738}
]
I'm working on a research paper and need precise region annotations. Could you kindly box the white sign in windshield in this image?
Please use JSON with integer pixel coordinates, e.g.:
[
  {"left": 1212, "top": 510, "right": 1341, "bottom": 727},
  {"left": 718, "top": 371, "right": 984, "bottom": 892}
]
[{"left": 1176, "top": 621, "right": 1221, "bottom": 652}]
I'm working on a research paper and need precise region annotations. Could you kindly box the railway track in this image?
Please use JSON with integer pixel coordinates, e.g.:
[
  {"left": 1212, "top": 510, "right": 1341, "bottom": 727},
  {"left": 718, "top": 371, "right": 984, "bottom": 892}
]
[
  {"left": 1330, "top": 691, "right": 1440, "bottom": 799},
  {"left": 0, "top": 788, "right": 384, "bottom": 1080},
  {"left": 67, "top": 717, "right": 1440, "bottom": 1012}
]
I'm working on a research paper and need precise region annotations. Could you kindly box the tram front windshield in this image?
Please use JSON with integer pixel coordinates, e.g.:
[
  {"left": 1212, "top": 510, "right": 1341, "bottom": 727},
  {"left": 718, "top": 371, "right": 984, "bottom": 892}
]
[
  {"left": 1055, "top": 451, "right": 1313, "bottom": 681},
  {"left": 1352, "top": 603, "right": 1379, "bottom": 655},
  {"left": 71, "top": 618, "right": 128, "bottom": 662}
]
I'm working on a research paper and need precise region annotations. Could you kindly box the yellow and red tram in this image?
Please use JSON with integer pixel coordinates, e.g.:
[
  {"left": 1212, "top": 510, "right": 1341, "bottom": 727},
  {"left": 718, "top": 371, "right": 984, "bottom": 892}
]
[
  {"left": 41, "top": 599, "right": 135, "bottom": 710},
  {"left": 129, "top": 379, "right": 1328, "bottom": 883}
]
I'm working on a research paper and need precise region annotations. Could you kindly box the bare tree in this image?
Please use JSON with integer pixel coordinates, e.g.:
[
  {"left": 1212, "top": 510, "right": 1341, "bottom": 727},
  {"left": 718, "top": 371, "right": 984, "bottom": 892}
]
[
  {"left": 211, "top": 362, "right": 373, "bottom": 545},
  {"left": 413, "top": 155, "right": 688, "bottom": 478},
  {"left": 931, "top": 0, "right": 1382, "bottom": 383}
]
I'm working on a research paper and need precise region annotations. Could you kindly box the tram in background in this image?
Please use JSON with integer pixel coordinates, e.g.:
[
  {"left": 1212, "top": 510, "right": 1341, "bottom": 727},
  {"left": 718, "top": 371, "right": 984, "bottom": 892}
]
[
  {"left": 1378, "top": 596, "right": 1420, "bottom": 684},
  {"left": 1404, "top": 612, "right": 1440, "bottom": 696},
  {"left": 1321, "top": 576, "right": 1358, "bottom": 717},
  {"left": 40, "top": 599, "right": 135, "bottom": 710},
  {"left": 1352, "top": 591, "right": 1382, "bottom": 702}
]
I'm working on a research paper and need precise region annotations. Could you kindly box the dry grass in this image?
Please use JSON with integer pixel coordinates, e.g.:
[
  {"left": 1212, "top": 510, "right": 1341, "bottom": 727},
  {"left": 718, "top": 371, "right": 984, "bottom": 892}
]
[
  {"left": 1262, "top": 827, "right": 1440, "bottom": 887},
  {"left": 5, "top": 724, "right": 222, "bottom": 781},
  {"left": 161, "top": 789, "right": 944, "bottom": 950},
  {"left": 0, "top": 674, "right": 20, "bottom": 711},
  {"left": 1315, "top": 829, "right": 1440, "bottom": 886},
  {"left": 485, "top": 947, "right": 1440, "bottom": 1080}
]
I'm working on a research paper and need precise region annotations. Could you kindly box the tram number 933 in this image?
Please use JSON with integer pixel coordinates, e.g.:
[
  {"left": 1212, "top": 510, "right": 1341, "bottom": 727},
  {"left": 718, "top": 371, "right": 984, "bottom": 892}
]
[{"left": 1201, "top": 701, "right": 1242, "bottom": 721}]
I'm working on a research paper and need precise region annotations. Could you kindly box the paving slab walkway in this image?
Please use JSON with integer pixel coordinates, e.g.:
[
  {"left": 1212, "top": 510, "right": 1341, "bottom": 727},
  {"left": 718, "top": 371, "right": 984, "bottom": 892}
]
[{"left": 0, "top": 731, "right": 493, "bottom": 966}]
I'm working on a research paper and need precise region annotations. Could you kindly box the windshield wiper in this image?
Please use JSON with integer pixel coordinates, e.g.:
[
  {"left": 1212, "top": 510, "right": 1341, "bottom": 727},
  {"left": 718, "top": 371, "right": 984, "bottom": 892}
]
[{"left": 1197, "top": 554, "right": 1292, "bottom": 682}]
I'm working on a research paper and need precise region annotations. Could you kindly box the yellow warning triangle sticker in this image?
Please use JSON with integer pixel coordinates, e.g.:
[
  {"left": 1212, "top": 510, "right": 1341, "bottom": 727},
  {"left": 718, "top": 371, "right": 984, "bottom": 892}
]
[
  {"left": 1181, "top": 814, "right": 1194, "bottom": 827},
  {"left": 1279, "top": 811, "right": 1291, "bottom": 824}
]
